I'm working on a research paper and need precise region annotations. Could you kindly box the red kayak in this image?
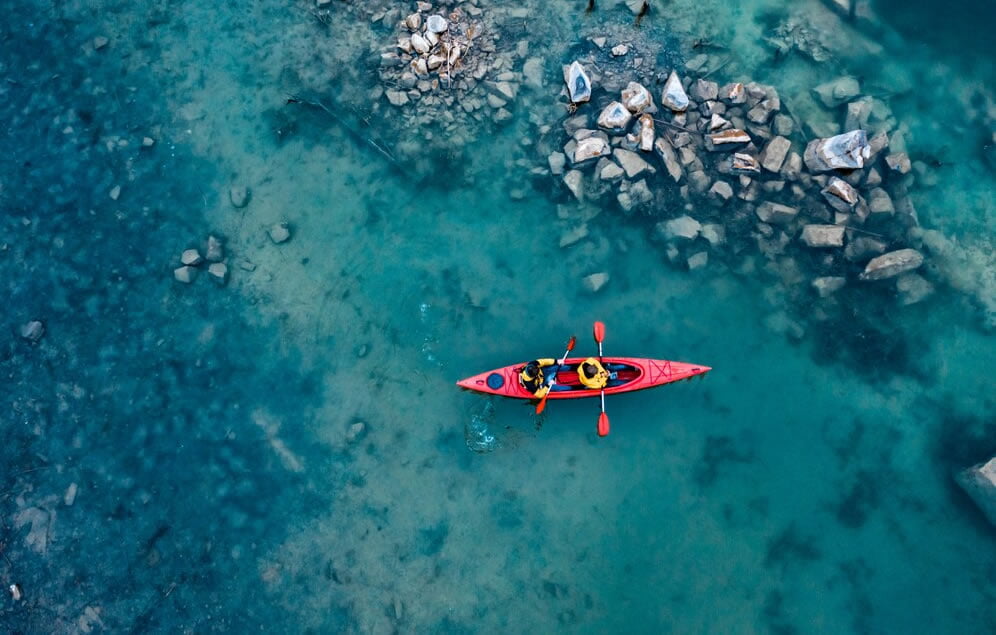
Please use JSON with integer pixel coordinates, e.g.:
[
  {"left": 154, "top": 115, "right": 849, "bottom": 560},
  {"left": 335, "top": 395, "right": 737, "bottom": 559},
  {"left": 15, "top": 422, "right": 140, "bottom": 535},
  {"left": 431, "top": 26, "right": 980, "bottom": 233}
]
[{"left": 456, "top": 356, "right": 711, "bottom": 400}]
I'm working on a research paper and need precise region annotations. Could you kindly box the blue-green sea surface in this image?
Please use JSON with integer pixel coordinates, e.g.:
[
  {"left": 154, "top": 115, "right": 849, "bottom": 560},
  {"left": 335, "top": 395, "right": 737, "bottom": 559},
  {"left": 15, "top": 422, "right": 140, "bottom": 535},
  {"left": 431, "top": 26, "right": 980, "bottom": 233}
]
[{"left": 2, "top": 0, "right": 994, "bottom": 632}]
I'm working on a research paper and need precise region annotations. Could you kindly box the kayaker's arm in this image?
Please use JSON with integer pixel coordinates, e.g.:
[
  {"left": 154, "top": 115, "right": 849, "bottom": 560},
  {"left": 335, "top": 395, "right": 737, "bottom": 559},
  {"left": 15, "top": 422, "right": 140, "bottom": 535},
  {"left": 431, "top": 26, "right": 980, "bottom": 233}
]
[{"left": 536, "top": 358, "right": 556, "bottom": 367}]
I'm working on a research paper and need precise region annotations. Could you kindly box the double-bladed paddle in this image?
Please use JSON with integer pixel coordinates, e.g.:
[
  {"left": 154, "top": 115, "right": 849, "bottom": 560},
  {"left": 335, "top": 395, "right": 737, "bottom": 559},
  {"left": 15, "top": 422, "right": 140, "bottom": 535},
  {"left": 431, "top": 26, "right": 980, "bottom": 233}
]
[
  {"left": 593, "top": 321, "right": 610, "bottom": 437},
  {"left": 535, "top": 336, "right": 576, "bottom": 415}
]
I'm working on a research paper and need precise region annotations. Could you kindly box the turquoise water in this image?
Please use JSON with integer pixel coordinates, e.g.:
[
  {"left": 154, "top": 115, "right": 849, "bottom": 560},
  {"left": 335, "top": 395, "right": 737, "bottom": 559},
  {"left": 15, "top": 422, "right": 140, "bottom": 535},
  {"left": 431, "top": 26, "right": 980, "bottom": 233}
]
[{"left": 2, "top": 0, "right": 994, "bottom": 632}]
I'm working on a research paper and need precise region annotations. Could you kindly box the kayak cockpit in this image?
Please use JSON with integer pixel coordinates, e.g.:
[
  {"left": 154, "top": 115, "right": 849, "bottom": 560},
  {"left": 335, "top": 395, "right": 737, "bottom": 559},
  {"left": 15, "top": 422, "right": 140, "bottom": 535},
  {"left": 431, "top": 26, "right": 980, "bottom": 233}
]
[{"left": 536, "top": 362, "right": 642, "bottom": 392}]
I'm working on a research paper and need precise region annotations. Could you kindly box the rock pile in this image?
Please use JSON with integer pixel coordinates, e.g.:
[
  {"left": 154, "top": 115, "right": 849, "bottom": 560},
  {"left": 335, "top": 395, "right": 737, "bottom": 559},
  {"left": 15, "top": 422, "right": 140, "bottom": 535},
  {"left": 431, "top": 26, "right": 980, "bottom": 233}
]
[
  {"left": 543, "top": 54, "right": 937, "bottom": 323},
  {"left": 173, "top": 235, "right": 228, "bottom": 285}
]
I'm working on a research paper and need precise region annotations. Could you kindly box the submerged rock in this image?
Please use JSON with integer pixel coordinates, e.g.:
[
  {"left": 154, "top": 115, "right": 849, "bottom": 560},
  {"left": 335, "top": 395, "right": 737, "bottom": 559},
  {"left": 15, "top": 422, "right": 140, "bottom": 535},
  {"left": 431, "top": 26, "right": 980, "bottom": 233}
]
[
  {"left": 573, "top": 136, "right": 610, "bottom": 164},
  {"left": 208, "top": 262, "right": 228, "bottom": 284},
  {"left": 181, "top": 248, "right": 203, "bottom": 266},
  {"left": 636, "top": 114, "right": 655, "bottom": 151},
  {"left": 661, "top": 71, "right": 689, "bottom": 112},
  {"left": 548, "top": 151, "right": 566, "bottom": 175},
  {"left": 268, "top": 222, "right": 292, "bottom": 244},
  {"left": 812, "top": 276, "right": 846, "bottom": 298},
  {"left": 732, "top": 153, "right": 761, "bottom": 174},
  {"left": 721, "top": 82, "right": 746, "bottom": 104},
  {"left": 229, "top": 185, "right": 250, "bottom": 208},
  {"left": 659, "top": 215, "right": 701, "bottom": 241},
  {"left": 821, "top": 177, "right": 859, "bottom": 212},
  {"left": 804, "top": 130, "right": 871, "bottom": 172},
  {"left": 800, "top": 224, "right": 846, "bottom": 248},
  {"left": 597, "top": 101, "right": 633, "bottom": 132},
  {"left": 174, "top": 266, "right": 196, "bottom": 283},
  {"left": 563, "top": 170, "right": 584, "bottom": 200},
  {"left": 896, "top": 273, "right": 934, "bottom": 305},
  {"left": 755, "top": 201, "right": 798, "bottom": 225},
  {"left": 759, "top": 136, "right": 791, "bottom": 172},
  {"left": 867, "top": 187, "right": 895, "bottom": 215},
  {"left": 583, "top": 272, "right": 610, "bottom": 293},
  {"left": 956, "top": 457, "right": 996, "bottom": 527},
  {"left": 206, "top": 235, "right": 225, "bottom": 262},
  {"left": 687, "top": 251, "right": 709, "bottom": 270},
  {"left": 859, "top": 248, "right": 924, "bottom": 280},
  {"left": 812, "top": 77, "right": 860, "bottom": 108},
  {"left": 613, "top": 148, "right": 653, "bottom": 178},
  {"left": 705, "top": 129, "right": 751, "bottom": 151},
  {"left": 19, "top": 320, "right": 45, "bottom": 342},
  {"left": 563, "top": 61, "right": 592, "bottom": 104},
  {"left": 654, "top": 137, "right": 683, "bottom": 183}
]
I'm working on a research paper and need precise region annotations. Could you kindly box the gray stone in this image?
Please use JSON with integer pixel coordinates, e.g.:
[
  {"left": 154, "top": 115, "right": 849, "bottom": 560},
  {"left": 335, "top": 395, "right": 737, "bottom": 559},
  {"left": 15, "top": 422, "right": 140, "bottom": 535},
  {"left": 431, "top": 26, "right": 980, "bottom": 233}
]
[
  {"left": 957, "top": 457, "right": 996, "bottom": 527},
  {"left": 687, "top": 251, "right": 709, "bottom": 270},
  {"left": 613, "top": 148, "right": 654, "bottom": 178},
  {"left": 804, "top": 130, "right": 871, "bottom": 172},
  {"left": 755, "top": 202, "right": 799, "bottom": 225},
  {"left": 627, "top": 179, "right": 653, "bottom": 208},
  {"left": 583, "top": 272, "right": 610, "bottom": 293},
  {"left": 812, "top": 77, "right": 861, "bottom": 108},
  {"left": 206, "top": 235, "right": 224, "bottom": 262},
  {"left": 708, "top": 113, "right": 731, "bottom": 132},
  {"left": 653, "top": 137, "right": 683, "bottom": 183},
  {"left": 859, "top": 248, "right": 924, "bottom": 281},
  {"left": 229, "top": 186, "right": 250, "bottom": 208},
  {"left": 563, "top": 170, "right": 584, "bottom": 200},
  {"left": 885, "top": 152, "right": 911, "bottom": 174},
  {"left": 782, "top": 152, "right": 803, "bottom": 180},
  {"left": 690, "top": 79, "right": 719, "bottom": 102},
  {"left": 701, "top": 223, "right": 726, "bottom": 247},
  {"left": 208, "top": 262, "right": 228, "bottom": 284},
  {"left": 759, "top": 136, "right": 791, "bottom": 172},
  {"left": 548, "top": 152, "right": 566, "bottom": 175},
  {"left": 687, "top": 170, "right": 710, "bottom": 193},
  {"left": 573, "top": 136, "right": 610, "bottom": 164},
  {"left": 636, "top": 114, "right": 655, "bottom": 152},
  {"left": 661, "top": 71, "right": 689, "bottom": 112},
  {"left": 523, "top": 58, "right": 544, "bottom": 89},
  {"left": 173, "top": 266, "right": 196, "bottom": 283},
  {"left": 268, "top": 222, "right": 291, "bottom": 244},
  {"left": 800, "top": 224, "right": 846, "bottom": 248},
  {"left": 426, "top": 14, "right": 448, "bottom": 33},
  {"left": 709, "top": 180, "right": 734, "bottom": 203},
  {"left": 896, "top": 273, "right": 934, "bottom": 305},
  {"left": 93, "top": 35, "right": 109, "bottom": 50},
  {"left": 597, "top": 101, "right": 633, "bottom": 132},
  {"left": 721, "top": 82, "right": 746, "bottom": 104},
  {"left": 611, "top": 44, "right": 629, "bottom": 57},
  {"left": 845, "top": 236, "right": 888, "bottom": 262},
  {"left": 181, "top": 248, "right": 203, "bottom": 266},
  {"left": 660, "top": 215, "right": 701, "bottom": 241},
  {"left": 599, "top": 161, "right": 625, "bottom": 181},
  {"left": 732, "top": 153, "right": 761, "bottom": 174},
  {"left": 19, "top": 320, "right": 45, "bottom": 342},
  {"left": 772, "top": 114, "right": 794, "bottom": 137},
  {"left": 560, "top": 224, "right": 589, "bottom": 248},
  {"left": 404, "top": 13, "right": 421, "bottom": 30},
  {"left": 867, "top": 188, "right": 895, "bottom": 215},
  {"left": 621, "top": 81, "right": 655, "bottom": 113},
  {"left": 812, "top": 276, "right": 846, "bottom": 298},
  {"left": 821, "top": 177, "right": 859, "bottom": 212},
  {"left": 564, "top": 61, "right": 592, "bottom": 104},
  {"left": 746, "top": 99, "right": 779, "bottom": 125},
  {"left": 705, "top": 129, "right": 751, "bottom": 151},
  {"left": 410, "top": 33, "right": 430, "bottom": 55}
]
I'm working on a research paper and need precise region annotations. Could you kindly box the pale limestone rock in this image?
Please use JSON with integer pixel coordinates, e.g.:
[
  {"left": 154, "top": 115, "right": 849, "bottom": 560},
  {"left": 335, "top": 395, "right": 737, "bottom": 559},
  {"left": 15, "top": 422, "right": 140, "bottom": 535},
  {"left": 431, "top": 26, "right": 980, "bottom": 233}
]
[
  {"left": 759, "top": 136, "right": 791, "bottom": 172},
  {"left": 859, "top": 249, "right": 924, "bottom": 281},
  {"left": 563, "top": 170, "right": 584, "bottom": 200},
  {"left": 800, "top": 224, "right": 845, "bottom": 248},
  {"left": 755, "top": 201, "right": 798, "bottom": 225},
  {"left": 661, "top": 71, "right": 689, "bottom": 112}
]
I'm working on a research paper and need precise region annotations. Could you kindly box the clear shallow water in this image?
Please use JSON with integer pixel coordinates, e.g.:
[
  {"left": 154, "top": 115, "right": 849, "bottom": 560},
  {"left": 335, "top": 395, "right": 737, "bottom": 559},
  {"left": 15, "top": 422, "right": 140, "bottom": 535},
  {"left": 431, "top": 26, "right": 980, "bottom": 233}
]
[{"left": 2, "top": 0, "right": 995, "bottom": 632}]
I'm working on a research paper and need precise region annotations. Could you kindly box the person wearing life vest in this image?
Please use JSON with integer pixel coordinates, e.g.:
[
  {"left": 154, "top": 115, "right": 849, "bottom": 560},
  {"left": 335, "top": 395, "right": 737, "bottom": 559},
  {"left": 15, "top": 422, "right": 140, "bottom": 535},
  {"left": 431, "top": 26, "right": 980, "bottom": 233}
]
[
  {"left": 578, "top": 357, "right": 609, "bottom": 390},
  {"left": 520, "top": 358, "right": 555, "bottom": 398}
]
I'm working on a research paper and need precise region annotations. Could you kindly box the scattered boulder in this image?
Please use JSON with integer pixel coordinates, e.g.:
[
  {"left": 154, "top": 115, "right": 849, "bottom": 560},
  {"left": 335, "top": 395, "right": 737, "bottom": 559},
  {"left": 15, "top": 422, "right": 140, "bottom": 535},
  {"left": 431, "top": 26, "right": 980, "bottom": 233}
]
[
  {"left": 732, "top": 153, "right": 761, "bottom": 174},
  {"left": 885, "top": 152, "right": 911, "bottom": 174},
  {"left": 758, "top": 136, "right": 791, "bottom": 172},
  {"left": 721, "top": 82, "right": 746, "bottom": 104},
  {"left": 636, "top": 114, "right": 655, "bottom": 152},
  {"left": 599, "top": 160, "right": 625, "bottom": 181},
  {"left": 93, "top": 36, "right": 109, "bottom": 50},
  {"left": 746, "top": 98, "right": 779, "bottom": 125},
  {"left": 109, "top": 185, "right": 121, "bottom": 201},
  {"left": 229, "top": 185, "right": 250, "bottom": 208},
  {"left": 621, "top": 81, "right": 655, "bottom": 113},
  {"left": 560, "top": 224, "right": 589, "bottom": 247},
  {"left": 659, "top": 215, "right": 701, "bottom": 241},
  {"left": 705, "top": 129, "right": 751, "bottom": 151},
  {"left": 613, "top": 148, "right": 653, "bottom": 178},
  {"left": 564, "top": 61, "right": 592, "bottom": 104},
  {"left": 563, "top": 170, "right": 584, "bottom": 200},
  {"left": 206, "top": 236, "right": 224, "bottom": 262},
  {"left": 800, "top": 224, "right": 846, "bottom": 248},
  {"left": 821, "top": 177, "right": 859, "bottom": 212},
  {"left": 268, "top": 222, "right": 292, "bottom": 244},
  {"left": 755, "top": 201, "right": 799, "bottom": 225},
  {"left": 812, "top": 276, "right": 846, "bottom": 298},
  {"left": 845, "top": 236, "right": 888, "bottom": 262},
  {"left": 583, "top": 272, "right": 610, "bottom": 293},
  {"left": 548, "top": 151, "right": 566, "bottom": 175},
  {"left": 812, "top": 77, "right": 860, "bottom": 108},
  {"left": 597, "top": 102, "right": 633, "bottom": 132},
  {"left": 701, "top": 223, "right": 726, "bottom": 247},
  {"left": 174, "top": 266, "right": 196, "bottom": 283},
  {"left": 772, "top": 114, "right": 794, "bottom": 137},
  {"left": 19, "top": 320, "right": 45, "bottom": 342},
  {"left": 896, "top": 273, "right": 934, "bottom": 305},
  {"left": 661, "top": 71, "right": 689, "bottom": 112},
  {"left": 181, "top": 249, "right": 203, "bottom": 266},
  {"left": 690, "top": 79, "right": 719, "bottom": 102},
  {"left": 687, "top": 251, "right": 709, "bottom": 270},
  {"left": 573, "top": 136, "right": 610, "bottom": 164},
  {"left": 523, "top": 57, "right": 544, "bottom": 89},
  {"left": 956, "top": 457, "right": 996, "bottom": 527},
  {"left": 208, "top": 262, "right": 228, "bottom": 284},
  {"left": 803, "top": 130, "right": 871, "bottom": 172},
  {"left": 425, "top": 14, "right": 448, "bottom": 33},
  {"left": 708, "top": 180, "right": 734, "bottom": 203},
  {"left": 653, "top": 138, "right": 683, "bottom": 183},
  {"left": 859, "top": 248, "right": 924, "bottom": 280},
  {"left": 867, "top": 188, "right": 895, "bottom": 215},
  {"left": 611, "top": 44, "right": 629, "bottom": 57}
]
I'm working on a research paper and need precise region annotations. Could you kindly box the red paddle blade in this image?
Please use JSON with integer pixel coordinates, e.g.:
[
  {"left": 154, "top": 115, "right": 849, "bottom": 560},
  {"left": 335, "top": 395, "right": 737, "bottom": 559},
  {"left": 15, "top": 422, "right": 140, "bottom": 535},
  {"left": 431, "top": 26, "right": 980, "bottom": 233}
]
[
  {"left": 597, "top": 412, "right": 610, "bottom": 437},
  {"left": 536, "top": 394, "right": 549, "bottom": 415},
  {"left": 566, "top": 336, "right": 577, "bottom": 351},
  {"left": 593, "top": 321, "right": 606, "bottom": 343}
]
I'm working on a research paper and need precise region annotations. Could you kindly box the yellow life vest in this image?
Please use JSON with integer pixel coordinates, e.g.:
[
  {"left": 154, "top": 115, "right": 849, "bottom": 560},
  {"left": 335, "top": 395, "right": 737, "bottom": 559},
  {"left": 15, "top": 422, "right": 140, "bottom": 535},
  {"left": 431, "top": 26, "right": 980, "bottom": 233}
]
[
  {"left": 520, "top": 358, "right": 556, "bottom": 395},
  {"left": 578, "top": 357, "right": 608, "bottom": 389}
]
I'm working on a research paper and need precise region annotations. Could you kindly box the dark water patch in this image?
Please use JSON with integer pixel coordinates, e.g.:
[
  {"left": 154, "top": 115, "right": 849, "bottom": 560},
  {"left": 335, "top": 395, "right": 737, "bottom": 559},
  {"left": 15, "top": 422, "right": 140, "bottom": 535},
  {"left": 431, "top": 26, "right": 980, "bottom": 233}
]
[
  {"left": 418, "top": 521, "right": 449, "bottom": 556},
  {"left": 694, "top": 434, "right": 756, "bottom": 487},
  {"left": 492, "top": 489, "right": 526, "bottom": 529},
  {"left": 764, "top": 524, "right": 822, "bottom": 571},
  {"left": 930, "top": 404, "right": 996, "bottom": 532},
  {"left": 833, "top": 469, "right": 881, "bottom": 529},
  {"left": 762, "top": 589, "right": 799, "bottom": 635}
]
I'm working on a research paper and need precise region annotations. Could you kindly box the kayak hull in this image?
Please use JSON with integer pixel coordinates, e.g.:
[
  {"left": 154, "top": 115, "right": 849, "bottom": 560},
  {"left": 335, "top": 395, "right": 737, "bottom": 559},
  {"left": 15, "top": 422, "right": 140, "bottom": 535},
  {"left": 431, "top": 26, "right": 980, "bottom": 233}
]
[{"left": 456, "top": 357, "right": 711, "bottom": 400}]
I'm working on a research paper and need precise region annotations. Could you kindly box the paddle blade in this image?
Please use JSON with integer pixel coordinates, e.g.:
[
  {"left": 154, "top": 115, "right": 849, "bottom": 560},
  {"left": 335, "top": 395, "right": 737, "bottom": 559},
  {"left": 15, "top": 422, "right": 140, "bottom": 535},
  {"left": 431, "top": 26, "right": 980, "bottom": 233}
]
[
  {"left": 566, "top": 336, "right": 577, "bottom": 351},
  {"left": 593, "top": 321, "right": 606, "bottom": 343},
  {"left": 535, "top": 394, "right": 550, "bottom": 415},
  {"left": 597, "top": 412, "right": 610, "bottom": 437}
]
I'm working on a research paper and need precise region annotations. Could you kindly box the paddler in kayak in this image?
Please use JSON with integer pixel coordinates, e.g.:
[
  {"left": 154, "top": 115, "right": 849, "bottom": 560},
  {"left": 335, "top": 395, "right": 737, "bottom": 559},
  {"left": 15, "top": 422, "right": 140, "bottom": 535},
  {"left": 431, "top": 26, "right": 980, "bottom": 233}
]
[
  {"left": 578, "top": 357, "right": 609, "bottom": 390},
  {"left": 520, "top": 359, "right": 555, "bottom": 397}
]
